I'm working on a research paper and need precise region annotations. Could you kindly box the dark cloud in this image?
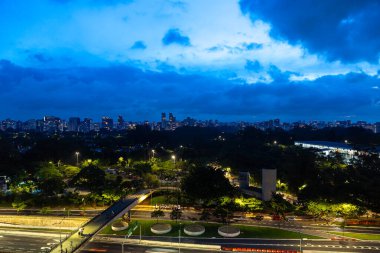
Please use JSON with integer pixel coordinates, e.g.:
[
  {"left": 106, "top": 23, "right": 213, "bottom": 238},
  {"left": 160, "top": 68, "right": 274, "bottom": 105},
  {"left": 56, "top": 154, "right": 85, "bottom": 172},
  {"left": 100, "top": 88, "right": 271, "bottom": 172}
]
[
  {"left": 130, "top": 40, "right": 147, "bottom": 50},
  {"left": 0, "top": 60, "right": 379, "bottom": 121},
  {"left": 162, "top": 28, "right": 191, "bottom": 47},
  {"left": 240, "top": 0, "right": 380, "bottom": 63}
]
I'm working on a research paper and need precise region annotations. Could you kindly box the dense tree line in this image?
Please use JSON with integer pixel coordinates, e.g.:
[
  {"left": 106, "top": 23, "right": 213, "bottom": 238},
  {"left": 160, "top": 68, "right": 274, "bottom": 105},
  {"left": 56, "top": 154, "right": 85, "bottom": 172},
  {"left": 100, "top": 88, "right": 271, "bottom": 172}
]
[{"left": 0, "top": 125, "right": 379, "bottom": 211}]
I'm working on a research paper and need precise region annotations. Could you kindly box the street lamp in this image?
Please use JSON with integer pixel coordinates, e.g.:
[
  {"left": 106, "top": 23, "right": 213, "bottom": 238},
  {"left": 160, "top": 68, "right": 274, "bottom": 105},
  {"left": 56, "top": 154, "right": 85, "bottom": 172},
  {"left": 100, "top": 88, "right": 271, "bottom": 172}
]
[
  {"left": 171, "top": 155, "right": 176, "bottom": 165},
  {"left": 178, "top": 222, "right": 182, "bottom": 253},
  {"left": 75, "top": 152, "right": 80, "bottom": 166},
  {"left": 152, "top": 149, "right": 155, "bottom": 159}
]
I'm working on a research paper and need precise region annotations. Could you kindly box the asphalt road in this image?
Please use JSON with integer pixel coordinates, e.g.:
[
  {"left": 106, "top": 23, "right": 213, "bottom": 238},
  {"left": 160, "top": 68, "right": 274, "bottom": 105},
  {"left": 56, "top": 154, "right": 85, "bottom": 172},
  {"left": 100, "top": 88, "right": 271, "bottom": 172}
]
[
  {"left": 0, "top": 231, "right": 60, "bottom": 253},
  {"left": 81, "top": 239, "right": 380, "bottom": 253},
  {"left": 81, "top": 241, "right": 217, "bottom": 253}
]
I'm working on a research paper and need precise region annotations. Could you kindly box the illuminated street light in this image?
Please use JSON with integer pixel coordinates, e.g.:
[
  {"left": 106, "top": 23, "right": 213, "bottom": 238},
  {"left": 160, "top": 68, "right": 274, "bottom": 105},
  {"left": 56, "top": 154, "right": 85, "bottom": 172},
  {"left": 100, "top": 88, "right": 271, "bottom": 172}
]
[
  {"left": 152, "top": 149, "right": 155, "bottom": 159},
  {"left": 273, "top": 140, "right": 277, "bottom": 145},
  {"left": 171, "top": 155, "right": 176, "bottom": 165},
  {"left": 75, "top": 152, "right": 80, "bottom": 166}
]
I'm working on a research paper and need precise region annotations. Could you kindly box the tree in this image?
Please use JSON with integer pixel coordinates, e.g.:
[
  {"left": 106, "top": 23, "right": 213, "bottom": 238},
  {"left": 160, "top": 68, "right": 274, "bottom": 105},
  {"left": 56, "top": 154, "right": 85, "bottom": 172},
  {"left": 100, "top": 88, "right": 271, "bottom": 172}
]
[
  {"left": 181, "top": 166, "right": 233, "bottom": 203},
  {"left": 38, "top": 177, "right": 66, "bottom": 196},
  {"left": 151, "top": 209, "right": 165, "bottom": 223},
  {"left": 71, "top": 165, "right": 106, "bottom": 193},
  {"left": 199, "top": 209, "right": 211, "bottom": 222},
  {"left": 269, "top": 193, "right": 294, "bottom": 219},
  {"left": 213, "top": 206, "right": 232, "bottom": 224},
  {"left": 170, "top": 207, "right": 182, "bottom": 222},
  {"left": 12, "top": 199, "right": 27, "bottom": 215}
]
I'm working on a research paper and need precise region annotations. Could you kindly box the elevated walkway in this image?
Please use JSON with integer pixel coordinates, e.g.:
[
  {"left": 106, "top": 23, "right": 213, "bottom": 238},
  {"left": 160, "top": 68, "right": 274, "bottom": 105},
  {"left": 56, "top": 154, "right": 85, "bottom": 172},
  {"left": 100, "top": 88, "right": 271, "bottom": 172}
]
[{"left": 50, "top": 189, "right": 153, "bottom": 253}]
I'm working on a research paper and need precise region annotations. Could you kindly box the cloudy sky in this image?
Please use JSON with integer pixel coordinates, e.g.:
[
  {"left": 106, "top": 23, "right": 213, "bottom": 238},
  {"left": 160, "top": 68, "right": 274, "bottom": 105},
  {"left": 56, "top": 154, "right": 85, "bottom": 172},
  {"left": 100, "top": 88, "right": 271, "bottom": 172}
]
[{"left": 1, "top": 0, "right": 380, "bottom": 122}]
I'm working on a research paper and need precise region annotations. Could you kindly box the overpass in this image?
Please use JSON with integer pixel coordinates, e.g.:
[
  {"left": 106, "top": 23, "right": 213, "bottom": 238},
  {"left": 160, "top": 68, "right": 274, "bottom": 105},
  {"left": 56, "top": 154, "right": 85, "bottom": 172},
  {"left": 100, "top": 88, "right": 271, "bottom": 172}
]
[{"left": 50, "top": 189, "right": 153, "bottom": 253}]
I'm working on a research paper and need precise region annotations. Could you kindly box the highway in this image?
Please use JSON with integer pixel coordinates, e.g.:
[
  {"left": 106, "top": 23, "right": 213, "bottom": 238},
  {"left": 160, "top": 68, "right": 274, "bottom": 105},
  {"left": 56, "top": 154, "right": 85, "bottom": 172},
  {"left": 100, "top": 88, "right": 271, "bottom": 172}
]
[
  {"left": 81, "top": 238, "right": 380, "bottom": 253},
  {"left": 80, "top": 241, "right": 218, "bottom": 253},
  {"left": 50, "top": 190, "right": 152, "bottom": 253},
  {"left": 0, "top": 230, "right": 60, "bottom": 253}
]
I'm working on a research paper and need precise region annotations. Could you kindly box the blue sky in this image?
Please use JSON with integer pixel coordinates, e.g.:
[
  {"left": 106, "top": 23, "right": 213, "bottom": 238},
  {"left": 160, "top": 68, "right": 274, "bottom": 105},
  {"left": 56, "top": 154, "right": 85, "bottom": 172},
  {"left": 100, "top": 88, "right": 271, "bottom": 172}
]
[{"left": 0, "top": 0, "right": 380, "bottom": 122}]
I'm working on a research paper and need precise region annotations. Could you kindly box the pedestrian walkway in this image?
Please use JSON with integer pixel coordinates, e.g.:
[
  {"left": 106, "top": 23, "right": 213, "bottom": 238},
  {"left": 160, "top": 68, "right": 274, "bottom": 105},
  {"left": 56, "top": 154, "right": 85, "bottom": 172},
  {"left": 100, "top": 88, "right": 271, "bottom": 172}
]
[{"left": 50, "top": 190, "right": 152, "bottom": 253}]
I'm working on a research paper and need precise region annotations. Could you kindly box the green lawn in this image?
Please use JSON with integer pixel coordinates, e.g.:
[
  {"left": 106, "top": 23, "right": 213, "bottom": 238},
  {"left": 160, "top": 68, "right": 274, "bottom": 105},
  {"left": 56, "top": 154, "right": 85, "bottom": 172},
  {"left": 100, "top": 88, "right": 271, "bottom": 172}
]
[
  {"left": 100, "top": 219, "right": 320, "bottom": 239},
  {"left": 150, "top": 196, "right": 167, "bottom": 205},
  {"left": 330, "top": 231, "right": 380, "bottom": 240}
]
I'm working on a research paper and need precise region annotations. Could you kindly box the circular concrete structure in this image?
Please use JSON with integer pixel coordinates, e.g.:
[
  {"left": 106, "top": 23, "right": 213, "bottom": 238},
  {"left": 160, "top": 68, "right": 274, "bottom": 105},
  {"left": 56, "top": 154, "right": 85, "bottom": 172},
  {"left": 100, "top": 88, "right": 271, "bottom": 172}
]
[
  {"left": 111, "top": 221, "right": 129, "bottom": 231},
  {"left": 218, "top": 225, "right": 240, "bottom": 237},
  {"left": 150, "top": 223, "right": 172, "bottom": 235},
  {"left": 184, "top": 224, "right": 205, "bottom": 236}
]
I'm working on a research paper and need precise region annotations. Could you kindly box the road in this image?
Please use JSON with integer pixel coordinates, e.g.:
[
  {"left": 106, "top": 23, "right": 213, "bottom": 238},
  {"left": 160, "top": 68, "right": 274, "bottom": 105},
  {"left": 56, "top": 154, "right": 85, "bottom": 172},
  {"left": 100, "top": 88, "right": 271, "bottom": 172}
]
[
  {"left": 81, "top": 238, "right": 380, "bottom": 253},
  {"left": 50, "top": 190, "right": 152, "bottom": 253},
  {"left": 0, "top": 230, "right": 60, "bottom": 253},
  {"left": 81, "top": 241, "right": 218, "bottom": 253}
]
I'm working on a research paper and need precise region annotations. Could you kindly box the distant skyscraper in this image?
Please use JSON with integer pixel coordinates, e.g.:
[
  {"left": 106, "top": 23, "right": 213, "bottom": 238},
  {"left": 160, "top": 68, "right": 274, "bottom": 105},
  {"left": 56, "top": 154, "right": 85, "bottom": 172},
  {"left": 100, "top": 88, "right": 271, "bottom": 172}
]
[
  {"left": 80, "top": 118, "right": 93, "bottom": 133},
  {"left": 43, "top": 116, "right": 61, "bottom": 132},
  {"left": 36, "top": 119, "right": 44, "bottom": 132},
  {"left": 117, "top": 115, "right": 124, "bottom": 130},
  {"left": 23, "top": 119, "right": 37, "bottom": 131},
  {"left": 68, "top": 117, "right": 80, "bottom": 132},
  {"left": 375, "top": 122, "right": 380, "bottom": 134},
  {"left": 169, "top": 113, "right": 175, "bottom": 123},
  {"left": 161, "top": 113, "right": 167, "bottom": 129},
  {"left": 101, "top": 116, "right": 113, "bottom": 130}
]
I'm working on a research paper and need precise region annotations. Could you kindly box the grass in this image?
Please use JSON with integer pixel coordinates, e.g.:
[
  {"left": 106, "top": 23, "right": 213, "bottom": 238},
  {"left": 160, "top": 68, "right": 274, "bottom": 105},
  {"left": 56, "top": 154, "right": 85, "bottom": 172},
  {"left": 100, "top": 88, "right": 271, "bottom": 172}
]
[
  {"left": 329, "top": 231, "right": 380, "bottom": 240},
  {"left": 100, "top": 219, "right": 321, "bottom": 239},
  {"left": 150, "top": 196, "right": 167, "bottom": 205}
]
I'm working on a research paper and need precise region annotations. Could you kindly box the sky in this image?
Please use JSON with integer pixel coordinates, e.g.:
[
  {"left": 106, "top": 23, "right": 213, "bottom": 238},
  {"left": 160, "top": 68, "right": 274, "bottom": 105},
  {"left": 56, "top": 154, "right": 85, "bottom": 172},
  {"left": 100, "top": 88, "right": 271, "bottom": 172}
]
[{"left": 0, "top": 0, "right": 380, "bottom": 122}]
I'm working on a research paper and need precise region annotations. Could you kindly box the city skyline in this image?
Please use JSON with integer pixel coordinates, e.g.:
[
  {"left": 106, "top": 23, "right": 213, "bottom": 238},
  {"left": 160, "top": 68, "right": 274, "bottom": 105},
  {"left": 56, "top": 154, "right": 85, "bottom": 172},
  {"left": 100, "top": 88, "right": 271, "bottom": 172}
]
[
  {"left": 1, "top": 0, "right": 380, "bottom": 121},
  {"left": 2, "top": 113, "right": 380, "bottom": 134}
]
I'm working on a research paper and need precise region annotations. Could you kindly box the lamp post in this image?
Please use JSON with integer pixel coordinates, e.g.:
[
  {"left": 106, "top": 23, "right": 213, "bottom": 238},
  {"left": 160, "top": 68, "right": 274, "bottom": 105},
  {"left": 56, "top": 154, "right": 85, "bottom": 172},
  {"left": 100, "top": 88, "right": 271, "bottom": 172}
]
[
  {"left": 152, "top": 149, "right": 155, "bottom": 159},
  {"left": 298, "top": 227, "right": 302, "bottom": 253},
  {"left": 75, "top": 152, "right": 80, "bottom": 166},
  {"left": 178, "top": 222, "right": 182, "bottom": 253},
  {"left": 171, "top": 155, "right": 176, "bottom": 166},
  {"left": 54, "top": 216, "right": 66, "bottom": 253}
]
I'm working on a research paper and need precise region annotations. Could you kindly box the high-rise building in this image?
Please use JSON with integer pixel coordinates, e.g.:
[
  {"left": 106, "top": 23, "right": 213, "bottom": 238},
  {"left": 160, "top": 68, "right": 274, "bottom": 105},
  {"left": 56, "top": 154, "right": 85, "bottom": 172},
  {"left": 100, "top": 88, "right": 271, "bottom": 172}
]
[
  {"left": 375, "top": 122, "right": 380, "bottom": 134},
  {"left": 68, "top": 117, "right": 80, "bottom": 132},
  {"left": 43, "top": 116, "right": 61, "bottom": 132},
  {"left": 117, "top": 115, "right": 125, "bottom": 130},
  {"left": 23, "top": 119, "right": 37, "bottom": 131},
  {"left": 80, "top": 118, "right": 93, "bottom": 133},
  {"left": 161, "top": 113, "right": 167, "bottom": 130},
  {"left": 36, "top": 119, "right": 44, "bottom": 132},
  {"left": 169, "top": 113, "right": 176, "bottom": 123},
  {"left": 1, "top": 119, "right": 17, "bottom": 131},
  {"left": 101, "top": 117, "right": 113, "bottom": 130}
]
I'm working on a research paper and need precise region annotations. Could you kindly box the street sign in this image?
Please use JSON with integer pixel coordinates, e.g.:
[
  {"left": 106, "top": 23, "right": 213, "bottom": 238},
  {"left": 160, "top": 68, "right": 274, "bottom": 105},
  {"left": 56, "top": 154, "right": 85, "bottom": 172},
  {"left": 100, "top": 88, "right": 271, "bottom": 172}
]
[{"left": 126, "top": 221, "right": 139, "bottom": 238}]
